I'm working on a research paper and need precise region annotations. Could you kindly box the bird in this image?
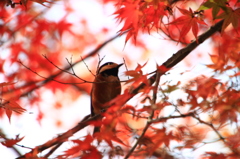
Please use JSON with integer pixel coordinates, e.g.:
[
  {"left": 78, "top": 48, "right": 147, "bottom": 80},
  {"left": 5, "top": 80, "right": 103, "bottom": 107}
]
[{"left": 90, "top": 62, "right": 123, "bottom": 134}]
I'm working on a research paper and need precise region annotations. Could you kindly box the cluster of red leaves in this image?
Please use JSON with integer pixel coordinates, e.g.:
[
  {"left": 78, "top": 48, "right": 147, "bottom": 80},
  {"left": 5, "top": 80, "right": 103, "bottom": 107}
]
[
  {"left": 0, "top": 82, "right": 26, "bottom": 122},
  {"left": 114, "top": 0, "right": 171, "bottom": 43},
  {"left": 59, "top": 135, "right": 102, "bottom": 159},
  {"left": 125, "top": 62, "right": 150, "bottom": 91},
  {"left": 113, "top": 0, "right": 240, "bottom": 43},
  {"left": 207, "top": 31, "right": 240, "bottom": 75},
  {"left": 168, "top": 8, "right": 207, "bottom": 43}
]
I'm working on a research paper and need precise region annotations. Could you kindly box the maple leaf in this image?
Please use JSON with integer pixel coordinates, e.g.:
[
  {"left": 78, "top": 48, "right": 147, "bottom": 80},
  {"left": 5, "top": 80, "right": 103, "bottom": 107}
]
[
  {"left": 206, "top": 53, "right": 225, "bottom": 70},
  {"left": 199, "top": 0, "right": 228, "bottom": 19},
  {"left": 2, "top": 99, "right": 26, "bottom": 122},
  {"left": 124, "top": 63, "right": 151, "bottom": 92},
  {"left": 61, "top": 135, "right": 102, "bottom": 158},
  {"left": 216, "top": 7, "right": 240, "bottom": 32},
  {"left": 168, "top": 8, "right": 207, "bottom": 42},
  {"left": 1, "top": 135, "right": 24, "bottom": 148},
  {"left": 142, "top": 2, "right": 168, "bottom": 32},
  {"left": 200, "top": 0, "right": 240, "bottom": 32},
  {"left": 114, "top": 1, "right": 143, "bottom": 43},
  {"left": 56, "top": 19, "right": 73, "bottom": 37},
  {"left": 161, "top": 81, "right": 180, "bottom": 94},
  {"left": 115, "top": 1, "right": 170, "bottom": 43},
  {"left": 205, "top": 51, "right": 232, "bottom": 72},
  {"left": 125, "top": 62, "right": 148, "bottom": 84},
  {"left": 0, "top": 82, "right": 26, "bottom": 122}
]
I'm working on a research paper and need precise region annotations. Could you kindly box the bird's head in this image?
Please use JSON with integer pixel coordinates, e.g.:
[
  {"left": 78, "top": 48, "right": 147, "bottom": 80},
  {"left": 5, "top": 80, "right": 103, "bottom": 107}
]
[{"left": 97, "top": 62, "right": 123, "bottom": 76}]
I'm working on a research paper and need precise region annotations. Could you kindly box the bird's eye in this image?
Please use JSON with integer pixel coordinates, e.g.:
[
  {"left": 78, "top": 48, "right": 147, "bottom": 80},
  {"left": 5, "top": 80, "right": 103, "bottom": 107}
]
[{"left": 107, "top": 62, "right": 113, "bottom": 65}]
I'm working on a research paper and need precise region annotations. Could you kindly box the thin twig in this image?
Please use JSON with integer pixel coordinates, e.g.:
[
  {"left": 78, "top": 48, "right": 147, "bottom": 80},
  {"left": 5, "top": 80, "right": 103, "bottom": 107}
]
[
  {"left": 96, "top": 54, "right": 102, "bottom": 73},
  {"left": 80, "top": 56, "right": 95, "bottom": 76},
  {"left": 151, "top": 112, "right": 194, "bottom": 123},
  {"left": 43, "top": 54, "right": 88, "bottom": 82},
  {"left": 123, "top": 58, "right": 130, "bottom": 80},
  {"left": 65, "top": 57, "right": 89, "bottom": 81},
  {"left": 124, "top": 111, "right": 148, "bottom": 119},
  {"left": 43, "top": 54, "right": 70, "bottom": 75},
  {"left": 192, "top": 114, "right": 239, "bottom": 155},
  {"left": 18, "top": 60, "right": 89, "bottom": 84},
  {"left": 15, "top": 144, "right": 32, "bottom": 150},
  {"left": 96, "top": 54, "right": 106, "bottom": 74},
  {"left": 66, "top": 55, "right": 75, "bottom": 74}
]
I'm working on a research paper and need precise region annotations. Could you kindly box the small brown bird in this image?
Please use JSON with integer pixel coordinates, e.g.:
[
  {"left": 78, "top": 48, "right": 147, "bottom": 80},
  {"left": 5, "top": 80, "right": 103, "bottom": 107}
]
[{"left": 91, "top": 62, "right": 123, "bottom": 134}]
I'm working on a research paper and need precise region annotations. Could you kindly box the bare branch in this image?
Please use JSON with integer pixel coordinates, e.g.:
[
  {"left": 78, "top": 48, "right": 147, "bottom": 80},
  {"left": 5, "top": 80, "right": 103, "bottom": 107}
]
[
  {"left": 42, "top": 54, "right": 70, "bottom": 75},
  {"left": 65, "top": 57, "right": 89, "bottom": 81},
  {"left": 123, "top": 58, "right": 130, "bottom": 80},
  {"left": 80, "top": 56, "right": 95, "bottom": 76},
  {"left": 96, "top": 54, "right": 106, "bottom": 74},
  {"left": 18, "top": 60, "right": 89, "bottom": 84}
]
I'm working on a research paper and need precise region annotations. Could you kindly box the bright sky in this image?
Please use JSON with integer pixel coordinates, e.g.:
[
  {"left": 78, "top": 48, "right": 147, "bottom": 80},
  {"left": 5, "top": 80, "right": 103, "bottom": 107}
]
[{"left": 0, "top": 0, "right": 226, "bottom": 158}]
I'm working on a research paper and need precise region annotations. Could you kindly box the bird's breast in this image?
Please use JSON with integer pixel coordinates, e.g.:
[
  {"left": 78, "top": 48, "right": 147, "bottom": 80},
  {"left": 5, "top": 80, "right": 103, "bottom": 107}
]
[{"left": 91, "top": 75, "right": 121, "bottom": 110}]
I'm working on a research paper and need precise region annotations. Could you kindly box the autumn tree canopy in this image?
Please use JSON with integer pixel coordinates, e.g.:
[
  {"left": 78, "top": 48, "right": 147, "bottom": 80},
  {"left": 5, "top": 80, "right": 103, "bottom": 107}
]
[{"left": 0, "top": 0, "right": 240, "bottom": 158}]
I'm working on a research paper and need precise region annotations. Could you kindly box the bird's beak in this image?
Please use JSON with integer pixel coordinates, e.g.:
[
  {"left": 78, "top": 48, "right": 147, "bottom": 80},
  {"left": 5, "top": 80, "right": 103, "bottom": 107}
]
[{"left": 118, "top": 63, "right": 124, "bottom": 68}]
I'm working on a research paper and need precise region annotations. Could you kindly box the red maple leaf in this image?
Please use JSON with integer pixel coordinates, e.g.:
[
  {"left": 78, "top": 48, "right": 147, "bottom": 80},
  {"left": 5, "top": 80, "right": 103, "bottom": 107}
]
[
  {"left": 168, "top": 8, "right": 207, "bottom": 42},
  {"left": 114, "top": 1, "right": 142, "bottom": 43},
  {"left": 3, "top": 99, "right": 26, "bottom": 123},
  {"left": 1, "top": 135, "right": 24, "bottom": 148}
]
